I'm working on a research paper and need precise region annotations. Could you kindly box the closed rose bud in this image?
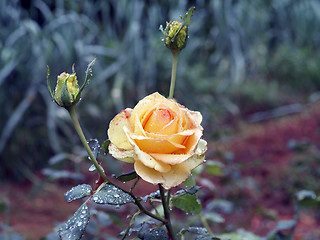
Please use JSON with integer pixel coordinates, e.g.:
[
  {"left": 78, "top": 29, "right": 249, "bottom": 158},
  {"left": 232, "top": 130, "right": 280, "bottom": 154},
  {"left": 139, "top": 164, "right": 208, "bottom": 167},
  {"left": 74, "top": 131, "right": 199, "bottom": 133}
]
[
  {"left": 54, "top": 72, "right": 80, "bottom": 107},
  {"left": 165, "top": 21, "right": 187, "bottom": 51},
  {"left": 160, "top": 7, "right": 195, "bottom": 54}
]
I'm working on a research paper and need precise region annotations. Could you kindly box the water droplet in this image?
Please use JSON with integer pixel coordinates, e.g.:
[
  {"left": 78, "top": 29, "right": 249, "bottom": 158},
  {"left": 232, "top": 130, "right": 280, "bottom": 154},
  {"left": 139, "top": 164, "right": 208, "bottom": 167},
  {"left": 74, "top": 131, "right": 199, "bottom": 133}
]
[
  {"left": 114, "top": 193, "right": 119, "bottom": 198},
  {"left": 77, "top": 221, "right": 83, "bottom": 226}
]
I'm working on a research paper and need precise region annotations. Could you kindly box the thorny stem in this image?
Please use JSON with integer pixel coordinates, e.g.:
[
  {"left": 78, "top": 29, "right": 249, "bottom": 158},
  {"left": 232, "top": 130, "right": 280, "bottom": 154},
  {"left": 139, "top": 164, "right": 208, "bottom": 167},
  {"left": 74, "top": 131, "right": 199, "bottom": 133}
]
[
  {"left": 68, "top": 105, "right": 108, "bottom": 182},
  {"left": 159, "top": 184, "right": 177, "bottom": 240},
  {"left": 168, "top": 52, "right": 180, "bottom": 99}
]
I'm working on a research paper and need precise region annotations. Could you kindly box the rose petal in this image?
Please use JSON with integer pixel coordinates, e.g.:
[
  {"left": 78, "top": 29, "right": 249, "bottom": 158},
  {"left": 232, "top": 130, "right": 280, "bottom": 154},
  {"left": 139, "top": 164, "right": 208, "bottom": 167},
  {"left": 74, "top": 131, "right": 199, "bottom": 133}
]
[
  {"left": 108, "top": 143, "right": 135, "bottom": 163},
  {"left": 146, "top": 129, "right": 195, "bottom": 146},
  {"left": 131, "top": 135, "right": 186, "bottom": 154},
  {"left": 134, "top": 139, "right": 207, "bottom": 189},
  {"left": 144, "top": 104, "right": 177, "bottom": 134},
  {"left": 130, "top": 92, "right": 180, "bottom": 130},
  {"left": 133, "top": 113, "right": 147, "bottom": 136},
  {"left": 124, "top": 127, "right": 171, "bottom": 173},
  {"left": 157, "top": 117, "right": 179, "bottom": 135},
  {"left": 107, "top": 108, "right": 133, "bottom": 150},
  {"left": 149, "top": 153, "right": 191, "bottom": 165}
]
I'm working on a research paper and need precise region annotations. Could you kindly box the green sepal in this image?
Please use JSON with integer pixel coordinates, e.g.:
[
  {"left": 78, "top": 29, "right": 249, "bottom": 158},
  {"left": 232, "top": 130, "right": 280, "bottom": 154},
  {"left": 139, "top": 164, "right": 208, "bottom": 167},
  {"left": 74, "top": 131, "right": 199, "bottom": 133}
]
[
  {"left": 46, "top": 66, "right": 54, "bottom": 99},
  {"left": 75, "top": 57, "right": 96, "bottom": 103},
  {"left": 61, "top": 76, "right": 72, "bottom": 107},
  {"left": 181, "top": 7, "right": 195, "bottom": 27},
  {"left": 100, "top": 139, "right": 111, "bottom": 154}
]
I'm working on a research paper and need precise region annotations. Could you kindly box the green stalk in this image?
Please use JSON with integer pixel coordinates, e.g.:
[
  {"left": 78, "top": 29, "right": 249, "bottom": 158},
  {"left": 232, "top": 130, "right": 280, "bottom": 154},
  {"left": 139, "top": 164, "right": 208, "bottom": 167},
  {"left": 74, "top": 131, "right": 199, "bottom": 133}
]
[
  {"left": 68, "top": 105, "right": 108, "bottom": 182},
  {"left": 159, "top": 184, "right": 177, "bottom": 240},
  {"left": 168, "top": 52, "right": 180, "bottom": 99}
]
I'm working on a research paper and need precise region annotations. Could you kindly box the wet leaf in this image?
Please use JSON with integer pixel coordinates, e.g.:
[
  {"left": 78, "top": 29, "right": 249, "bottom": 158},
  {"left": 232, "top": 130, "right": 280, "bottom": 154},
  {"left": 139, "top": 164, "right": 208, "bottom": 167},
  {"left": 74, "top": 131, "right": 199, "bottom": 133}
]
[
  {"left": 64, "top": 184, "right": 92, "bottom": 203},
  {"left": 140, "top": 190, "right": 160, "bottom": 202},
  {"left": 138, "top": 227, "right": 169, "bottom": 240},
  {"left": 172, "top": 193, "right": 202, "bottom": 214},
  {"left": 116, "top": 170, "right": 137, "bottom": 182},
  {"left": 88, "top": 139, "right": 100, "bottom": 160},
  {"left": 175, "top": 186, "right": 201, "bottom": 198},
  {"left": 58, "top": 204, "right": 89, "bottom": 240},
  {"left": 92, "top": 184, "right": 134, "bottom": 205}
]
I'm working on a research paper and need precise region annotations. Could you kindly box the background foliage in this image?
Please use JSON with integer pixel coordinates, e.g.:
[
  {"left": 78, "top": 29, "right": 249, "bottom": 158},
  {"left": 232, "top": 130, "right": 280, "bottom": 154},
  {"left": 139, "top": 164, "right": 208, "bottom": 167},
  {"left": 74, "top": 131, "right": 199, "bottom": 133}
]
[{"left": 1, "top": 0, "right": 320, "bottom": 183}]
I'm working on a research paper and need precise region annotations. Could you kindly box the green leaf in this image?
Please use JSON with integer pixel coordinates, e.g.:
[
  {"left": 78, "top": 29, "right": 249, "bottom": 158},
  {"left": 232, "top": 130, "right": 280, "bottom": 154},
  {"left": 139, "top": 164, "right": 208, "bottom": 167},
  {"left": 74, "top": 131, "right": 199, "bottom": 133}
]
[
  {"left": 58, "top": 204, "right": 89, "bottom": 240},
  {"left": 205, "top": 160, "right": 224, "bottom": 176},
  {"left": 92, "top": 184, "right": 134, "bottom": 205},
  {"left": 138, "top": 228, "right": 169, "bottom": 240},
  {"left": 179, "top": 227, "right": 220, "bottom": 240},
  {"left": 46, "top": 66, "right": 54, "bottom": 98},
  {"left": 175, "top": 186, "right": 201, "bottom": 197},
  {"left": 172, "top": 193, "right": 202, "bottom": 214},
  {"left": 88, "top": 139, "right": 100, "bottom": 159},
  {"left": 116, "top": 170, "right": 137, "bottom": 183},
  {"left": 184, "top": 174, "right": 196, "bottom": 187},
  {"left": 100, "top": 139, "right": 111, "bottom": 154},
  {"left": 64, "top": 184, "right": 92, "bottom": 203}
]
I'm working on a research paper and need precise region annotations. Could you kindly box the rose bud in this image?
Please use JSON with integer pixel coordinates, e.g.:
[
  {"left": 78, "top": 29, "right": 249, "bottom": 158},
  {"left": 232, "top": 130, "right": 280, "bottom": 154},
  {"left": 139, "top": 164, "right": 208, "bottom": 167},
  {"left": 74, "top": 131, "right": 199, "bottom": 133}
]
[{"left": 53, "top": 72, "right": 80, "bottom": 107}]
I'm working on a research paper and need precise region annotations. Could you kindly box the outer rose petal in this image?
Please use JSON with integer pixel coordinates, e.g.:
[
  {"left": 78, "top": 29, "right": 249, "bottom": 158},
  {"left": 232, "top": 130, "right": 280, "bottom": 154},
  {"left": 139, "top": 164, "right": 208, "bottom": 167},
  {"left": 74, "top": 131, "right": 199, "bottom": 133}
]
[
  {"left": 107, "top": 108, "right": 133, "bottom": 150},
  {"left": 124, "top": 127, "right": 172, "bottom": 173},
  {"left": 130, "top": 135, "right": 186, "bottom": 154},
  {"left": 108, "top": 143, "right": 135, "bottom": 163},
  {"left": 134, "top": 139, "right": 207, "bottom": 189},
  {"left": 149, "top": 153, "right": 191, "bottom": 165}
]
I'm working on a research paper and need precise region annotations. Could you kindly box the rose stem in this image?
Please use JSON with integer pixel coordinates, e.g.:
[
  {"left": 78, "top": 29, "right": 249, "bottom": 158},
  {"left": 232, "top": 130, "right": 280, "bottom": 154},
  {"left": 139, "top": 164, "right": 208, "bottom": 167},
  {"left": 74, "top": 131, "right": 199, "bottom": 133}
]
[
  {"left": 159, "top": 184, "right": 177, "bottom": 240},
  {"left": 68, "top": 106, "right": 168, "bottom": 225},
  {"left": 67, "top": 105, "right": 108, "bottom": 182},
  {"left": 200, "top": 215, "right": 214, "bottom": 237},
  {"left": 168, "top": 51, "right": 180, "bottom": 99}
]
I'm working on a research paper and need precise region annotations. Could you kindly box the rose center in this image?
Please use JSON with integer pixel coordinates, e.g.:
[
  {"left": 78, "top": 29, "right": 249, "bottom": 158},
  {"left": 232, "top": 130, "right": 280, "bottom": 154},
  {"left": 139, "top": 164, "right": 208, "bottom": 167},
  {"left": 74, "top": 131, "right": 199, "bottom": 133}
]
[{"left": 144, "top": 107, "right": 174, "bottom": 133}]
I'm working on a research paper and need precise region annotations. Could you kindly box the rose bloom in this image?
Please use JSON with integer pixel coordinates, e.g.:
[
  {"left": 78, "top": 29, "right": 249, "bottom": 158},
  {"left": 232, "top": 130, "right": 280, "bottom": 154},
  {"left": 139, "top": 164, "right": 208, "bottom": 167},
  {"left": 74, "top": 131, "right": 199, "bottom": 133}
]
[{"left": 107, "top": 92, "right": 207, "bottom": 189}]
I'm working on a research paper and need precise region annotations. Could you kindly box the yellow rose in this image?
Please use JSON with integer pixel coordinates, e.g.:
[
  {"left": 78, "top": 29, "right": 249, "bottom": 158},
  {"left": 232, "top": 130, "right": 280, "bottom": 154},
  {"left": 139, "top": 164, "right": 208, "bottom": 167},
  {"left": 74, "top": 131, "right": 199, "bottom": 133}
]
[{"left": 107, "top": 92, "right": 207, "bottom": 189}]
